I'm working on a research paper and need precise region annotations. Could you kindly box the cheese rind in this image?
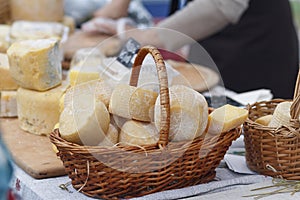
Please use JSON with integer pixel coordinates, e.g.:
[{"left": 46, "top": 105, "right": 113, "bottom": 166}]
[
  {"left": 119, "top": 120, "right": 159, "bottom": 146},
  {"left": 17, "top": 83, "right": 68, "bottom": 135},
  {"left": 59, "top": 93, "right": 110, "bottom": 146},
  {"left": 0, "top": 53, "right": 18, "bottom": 90},
  {"left": 0, "top": 91, "right": 18, "bottom": 117},
  {"left": 109, "top": 84, "right": 158, "bottom": 122},
  {"left": 0, "top": 25, "right": 10, "bottom": 53},
  {"left": 7, "top": 38, "right": 62, "bottom": 91},
  {"left": 206, "top": 104, "right": 248, "bottom": 135},
  {"left": 154, "top": 85, "right": 208, "bottom": 141}
]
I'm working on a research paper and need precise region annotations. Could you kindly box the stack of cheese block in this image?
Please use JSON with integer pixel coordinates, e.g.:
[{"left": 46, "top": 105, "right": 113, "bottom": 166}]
[
  {"left": 254, "top": 101, "right": 296, "bottom": 128},
  {"left": 6, "top": 38, "right": 69, "bottom": 136},
  {"left": 0, "top": 53, "right": 19, "bottom": 117}
]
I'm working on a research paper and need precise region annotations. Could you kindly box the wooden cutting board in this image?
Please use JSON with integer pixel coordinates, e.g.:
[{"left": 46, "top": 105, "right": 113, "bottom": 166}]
[{"left": 0, "top": 118, "right": 66, "bottom": 179}]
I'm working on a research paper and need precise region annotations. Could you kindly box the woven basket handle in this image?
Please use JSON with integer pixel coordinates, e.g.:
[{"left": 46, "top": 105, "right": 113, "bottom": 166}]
[
  {"left": 130, "top": 46, "right": 170, "bottom": 148},
  {"left": 291, "top": 70, "right": 300, "bottom": 119}
]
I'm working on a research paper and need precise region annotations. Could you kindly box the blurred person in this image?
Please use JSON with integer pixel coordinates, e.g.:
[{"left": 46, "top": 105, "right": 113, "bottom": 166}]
[{"left": 82, "top": 0, "right": 299, "bottom": 99}]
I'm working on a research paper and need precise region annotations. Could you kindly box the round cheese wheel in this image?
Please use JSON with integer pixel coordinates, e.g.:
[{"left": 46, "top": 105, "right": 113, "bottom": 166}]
[{"left": 154, "top": 85, "right": 208, "bottom": 141}]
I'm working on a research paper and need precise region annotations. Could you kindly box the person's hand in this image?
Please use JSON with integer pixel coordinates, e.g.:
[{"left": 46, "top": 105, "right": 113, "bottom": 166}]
[
  {"left": 93, "top": 0, "right": 130, "bottom": 19},
  {"left": 81, "top": 18, "right": 118, "bottom": 35}
]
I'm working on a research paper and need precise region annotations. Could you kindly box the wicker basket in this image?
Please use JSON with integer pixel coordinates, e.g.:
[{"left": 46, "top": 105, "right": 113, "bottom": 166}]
[
  {"left": 50, "top": 46, "right": 241, "bottom": 199},
  {"left": 244, "top": 71, "right": 300, "bottom": 180}
]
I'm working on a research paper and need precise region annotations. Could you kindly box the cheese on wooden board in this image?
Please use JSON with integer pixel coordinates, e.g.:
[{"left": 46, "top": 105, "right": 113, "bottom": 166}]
[
  {"left": 0, "top": 53, "right": 18, "bottom": 90},
  {"left": 154, "top": 85, "right": 208, "bottom": 141},
  {"left": 63, "top": 80, "right": 113, "bottom": 111},
  {"left": 10, "top": 0, "right": 64, "bottom": 22},
  {"left": 119, "top": 120, "right": 159, "bottom": 146},
  {"left": 7, "top": 38, "right": 62, "bottom": 91},
  {"left": 0, "top": 25, "right": 10, "bottom": 53},
  {"left": 9, "top": 21, "right": 67, "bottom": 44},
  {"left": 0, "top": 91, "right": 18, "bottom": 117},
  {"left": 59, "top": 94, "right": 110, "bottom": 146},
  {"left": 109, "top": 84, "right": 158, "bottom": 122},
  {"left": 269, "top": 101, "right": 292, "bottom": 128},
  {"left": 255, "top": 115, "right": 273, "bottom": 126},
  {"left": 17, "top": 83, "right": 69, "bottom": 135},
  {"left": 69, "top": 65, "right": 102, "bottom": 86},
  {"left": 98, "top": 124, "right": 119, "bottom": 146},
  {"left": 206, "top": 104, "right": 248, "bottom": 135}
]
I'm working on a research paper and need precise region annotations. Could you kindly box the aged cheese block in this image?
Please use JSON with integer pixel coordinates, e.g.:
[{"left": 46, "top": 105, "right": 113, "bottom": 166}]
[
  {"left": 17, "top": 83, "right": 69, "bottom": 135},
  {"left": 10, "top": 0, "right": 64, "bottom": 22},
  {"left": 0, "top": 25, "right": 10, "bottom": 53},
  {"left": 69, "top": 65, "right": 102, "bottom": 86},
  {"left": 119, "top": 120, "right": 159, "bottom": 146},
  {"left": 63, "top": 80, "right": 112, "bottom": 111},
  {"left": 59, "top": 93, "right": 110, "bottom": 146},
  {"left": 269, "top": 101, "right": 292, "bottom": 128},
  {"left": 0, "top": 53, "right": 18, "bottom": 90},
  {"left": 7, "top": 38, "right": 62, "bottom": 91},
  {"left": 255, "top": 115, "right": 273, "bottom": 126},
  {"left": 109, "top": 84, "right": 158, "bottom": 122},
  {"left": 206, "top": 104, "right": 248, "bottom": 135},
  {"left": 98, "top": 124, "right": 119, "bottom": 146},
  {"left": 154, "top": 85, "right": 208, "bottom": 141},
  {"left": 9, "top": 21, "right": 67, "bottom": 44},
  {"left": 0, "top": 91, "right": 18, "bottom": 117}
]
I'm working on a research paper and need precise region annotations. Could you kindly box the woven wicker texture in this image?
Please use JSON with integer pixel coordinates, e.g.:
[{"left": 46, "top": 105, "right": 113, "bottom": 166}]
[
  {"left": 244, "top": 71, "right": 300, "bottom": 180},
  {"left": 50, "top": 46, "right": 241, "bottom": 199}
]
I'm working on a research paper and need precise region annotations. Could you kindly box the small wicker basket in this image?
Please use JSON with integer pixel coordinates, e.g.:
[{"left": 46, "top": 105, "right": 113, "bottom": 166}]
[
  {"left": 50, "top": 46, "right": 241, "bottom": 199},
  {"left": 244, "top": 71, "right": 300, "bottom": 180}
]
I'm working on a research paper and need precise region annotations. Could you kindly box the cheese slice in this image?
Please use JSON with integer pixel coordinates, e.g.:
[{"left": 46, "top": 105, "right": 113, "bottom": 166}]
[
  {"left": 7, "top": 38, "right": 62, "bottom": 91},
  {"left": 206, "top": 104, "right": 248, "bottom": 135},
  {"left": 98, "top": 124, "right": 119, "bottom": 146},
  {"left": 59, "top": 93, "right": 110, "bottom": 146},
  {"left": 0, "top": 25, "right": 10, "bottom": 53},
  {"left": 10, "top": 0, "right": 64, "bottom": 22},
  {"left": 69, "top": 65, "right": 102, "bottom": 86},
  {"left": 0, "top": 91, "right": 18, "bottom": 118},
  {"left": 154, "top": 85, "right": 208, "bottom": 141},
  {"left": 0, "top": 53, "right": 19, "bottom": 90},
  {"left": 269, "top": 101, "right": 292, "bottom": 128},
  {"left": 119, "top": 120, "right": 159, "bottom": 146},
  {"left": 17, "top": 82, "right": 69, "bottom": 135},
  {"left": 255, "top": 115, "right": 273, "bottom": 126},
  {"left": 109, "top": 84, "right": 158, "bottom": 122}
]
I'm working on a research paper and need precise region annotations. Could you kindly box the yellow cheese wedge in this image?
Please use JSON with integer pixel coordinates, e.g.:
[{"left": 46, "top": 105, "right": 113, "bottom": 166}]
[
  {"left": 0, "top": 91, "right": 18, "bottom": 118},
  {"left": 268, "top": 101, "right": 293, "bottom": 128},
  {"left": 63, "top": 80, "right": 113, "bottom": 111},
  {"left": 10, "top": 0, "right": 64, "bottom": 22},
  {"left": 17, "top": 82, "right": 69, "bottom": 135},
  {"left": 59, "top": 93, "right": 110, "bottom": 146},
  {"left": 109, "top": 84, "right": 158, "bottom": 122},
  {"left": 206, "top": 104, "right": 248, "bottom": 135},
  {"left": 69, "top": 65, "right": 102, "bottom": 86},
  {"left": 52, "top": 143, "right": 59, "bottom": 154},
  {"left": 98, "top": 124, "right": 119, "bottom": 146},
  {"left": 154, "top": 85, "right": 208, "bottom": 141},
  {"left": 119, "top": 120, "right": 159, "bottom": 146},
  {"left": 255, "top": 115, "right": 273, "bottom": 126},
  {"left": 0, "top": 25, "right": 10, "bottom": 53},
  {"left": 7, "top": 38, "right": 62, "bottom": 91},
  {"left": 0, "top": 53, "right": 19, "bottom": 90}
]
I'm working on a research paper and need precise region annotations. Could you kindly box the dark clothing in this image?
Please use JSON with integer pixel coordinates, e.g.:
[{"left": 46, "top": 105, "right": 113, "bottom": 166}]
[{"left": 174, "top": 0, "right": 299, "bottom": 98}]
